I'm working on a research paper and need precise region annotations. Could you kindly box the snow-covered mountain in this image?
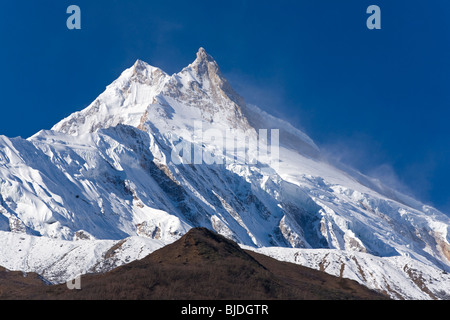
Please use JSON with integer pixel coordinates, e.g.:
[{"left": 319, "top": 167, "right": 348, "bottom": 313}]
[{"left": 0, "top": 48, "right": 448, "bottom": 299}]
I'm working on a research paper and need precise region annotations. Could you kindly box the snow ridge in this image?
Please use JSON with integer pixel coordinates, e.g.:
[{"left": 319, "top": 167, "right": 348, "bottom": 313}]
[{"left": 0, "top": 48, "right": 448, "bottom": 299}]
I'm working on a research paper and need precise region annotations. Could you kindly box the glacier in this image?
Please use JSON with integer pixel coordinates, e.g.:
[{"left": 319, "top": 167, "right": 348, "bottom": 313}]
[{"left": 0, "top": 47, "right": 448, "bottom": 299}]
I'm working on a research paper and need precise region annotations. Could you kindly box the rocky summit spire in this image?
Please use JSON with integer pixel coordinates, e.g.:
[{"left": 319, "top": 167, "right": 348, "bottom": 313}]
[
  {"left": 158, "top": 47, "right": 250, "bottom": 130},
  {"left": 133, "top": 59, "right": 148, "bottom": 72},
  {"left": 187, "top": 48, "right": 246, "bottom": 108},
  {"left": 195, "top": 47, "right": 215, "bottom": 63},
  {"left": 189, "top": 47, "right": 221, "bottom": 80}
]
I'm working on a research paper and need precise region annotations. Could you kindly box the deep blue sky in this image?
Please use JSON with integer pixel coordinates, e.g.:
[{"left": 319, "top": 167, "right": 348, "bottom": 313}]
[{"left": 0, "top": 1, "right": 449, "bottom": 214}]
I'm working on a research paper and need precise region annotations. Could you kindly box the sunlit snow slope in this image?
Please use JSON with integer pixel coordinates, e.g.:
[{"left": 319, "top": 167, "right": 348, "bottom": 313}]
[{"left": 0, "top": 48, "right": 448, "bottom": 299}]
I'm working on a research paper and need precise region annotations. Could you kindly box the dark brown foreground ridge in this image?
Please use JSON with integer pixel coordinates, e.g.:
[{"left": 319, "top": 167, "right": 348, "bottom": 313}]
[{"left": 0, "top": 228, "right": 388, "bottom": 300}]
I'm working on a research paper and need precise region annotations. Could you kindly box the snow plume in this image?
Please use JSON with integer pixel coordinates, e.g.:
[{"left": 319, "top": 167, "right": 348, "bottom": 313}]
[
  {"left": 170, "top": 120, "right": 280, "bottom": 171},
  {"left": 0, "top": 48, "right": 448, "bottom": 299},
  {"left": 319, "top": 134, "right": 442, "bottom": 213}
]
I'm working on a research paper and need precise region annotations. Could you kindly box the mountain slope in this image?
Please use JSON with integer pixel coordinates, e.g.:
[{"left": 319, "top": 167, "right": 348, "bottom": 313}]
[
  {"left": 0, "top": 267, "right": 48, "bottom": 300},
  {"left": 0, "top": 228, "right": 387, "bottom": 300},
  {"left": 244, "top": 245, "right": 450, "bottom": 300},
  {"left": 0, "top": 48, "right": 448, "bottom": 299}
]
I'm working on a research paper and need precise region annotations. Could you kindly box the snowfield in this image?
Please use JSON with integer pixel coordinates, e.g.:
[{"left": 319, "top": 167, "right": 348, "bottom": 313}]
[
  {"left": 242, "top": 245, "right": 450, "bottom": 300},
  {"left": 0, "top": 48, "right": 448, "bottom": 299},
  {"left": 0, "top": 230, "right": 165, "bottom": 284}
]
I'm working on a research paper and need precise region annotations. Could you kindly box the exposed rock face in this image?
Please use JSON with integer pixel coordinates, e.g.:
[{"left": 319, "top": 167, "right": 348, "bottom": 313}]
[{"left": 0, "top": 48, "right": 448, "bottom": 299}]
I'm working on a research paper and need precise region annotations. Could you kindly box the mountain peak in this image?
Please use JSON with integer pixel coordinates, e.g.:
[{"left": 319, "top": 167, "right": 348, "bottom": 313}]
[
  {"left": 132, "top": 59, "right": 150, "bottom": 73},
  {"left": 189, "top": 48, "right": 246, "bottom": 107},
  {"left": 195, "top": 47, "right": 215, "bottom": 64},
  {"left": 130, "top": 59, "right": 167, "bottom": 80},
  {"left": 150, "top": 47, "right": 251, "bottom": 130},
  {"left": 148, "top": 227, "right": 261, "bottom": 265},
  {"left": 188, "top": 47, "right": 220, "bottom": 77},
  {"left": 133, "top": 58, "right": 146, "bottom": 67}
]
